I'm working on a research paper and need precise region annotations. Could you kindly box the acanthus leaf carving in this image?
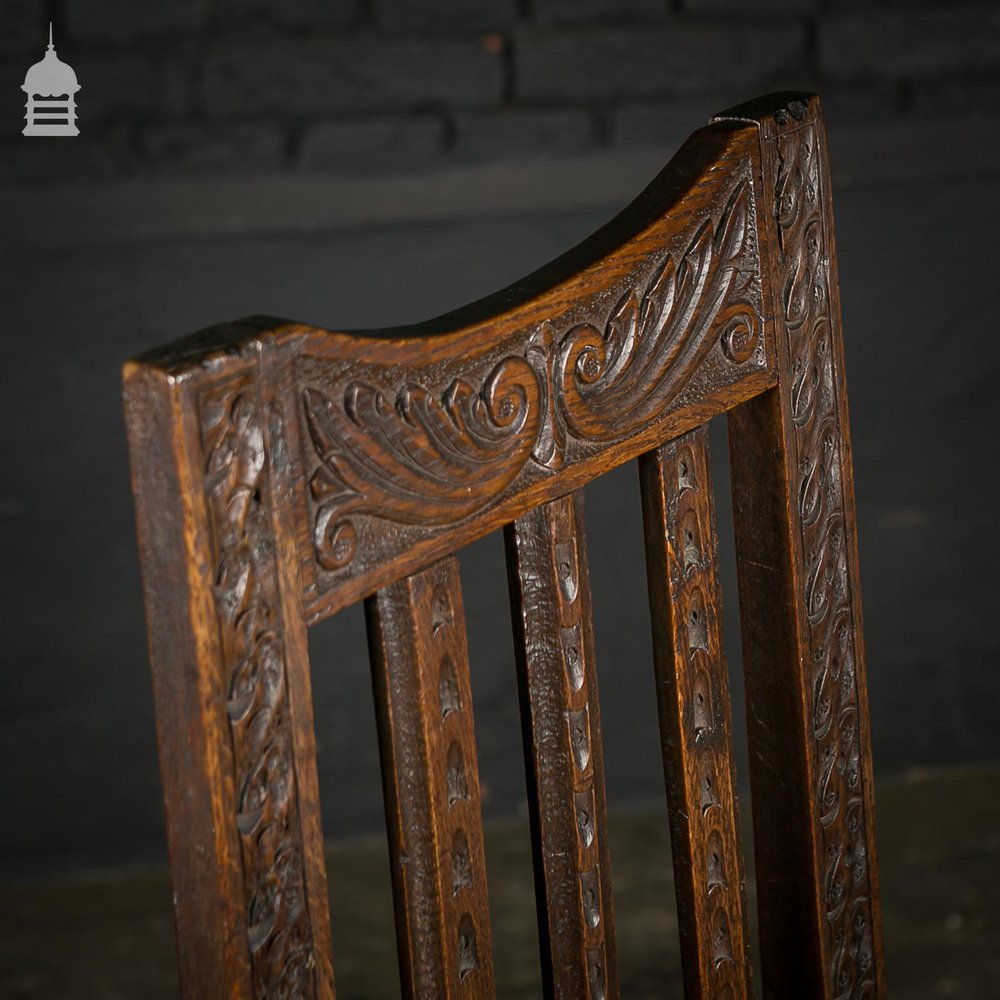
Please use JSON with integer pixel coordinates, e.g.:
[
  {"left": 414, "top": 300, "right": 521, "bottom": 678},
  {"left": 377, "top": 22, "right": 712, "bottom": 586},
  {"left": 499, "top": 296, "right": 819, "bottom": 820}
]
[
  {"left": 304, "top": 356, "right": 542, "bottom": 569},
  {"left": 301, "top": 169, "right": 762, "bottom": 575},
  {"left": 556, "top": 177, "right": 759, "bottom": 442}
]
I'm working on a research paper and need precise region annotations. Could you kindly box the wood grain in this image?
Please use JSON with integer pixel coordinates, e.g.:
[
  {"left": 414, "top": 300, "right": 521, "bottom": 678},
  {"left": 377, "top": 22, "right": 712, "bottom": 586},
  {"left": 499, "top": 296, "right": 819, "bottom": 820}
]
[
  {"left": 123, "top": 345, "right": 334, "bottom": 999},
  {"left": 365, "top": 557, "right": 495, "bottom": 998},
  {"left": 505, "top": 491, "right": 617, "bottom": 1000},
  {"left": 639, "top": 426, "right": 752, "bottom": 1000},
  {"left": 129, "top": 123, "right": 772, "bottom": 626},
  {"left": 718, "top": 93, "right": 885, "bottom": 999}
]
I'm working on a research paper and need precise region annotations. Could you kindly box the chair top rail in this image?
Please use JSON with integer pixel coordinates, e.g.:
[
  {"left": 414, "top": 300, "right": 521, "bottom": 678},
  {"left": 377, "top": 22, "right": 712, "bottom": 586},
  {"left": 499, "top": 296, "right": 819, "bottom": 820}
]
[{"left": 124, "top": 116, "right": 776, "bottom": 626}]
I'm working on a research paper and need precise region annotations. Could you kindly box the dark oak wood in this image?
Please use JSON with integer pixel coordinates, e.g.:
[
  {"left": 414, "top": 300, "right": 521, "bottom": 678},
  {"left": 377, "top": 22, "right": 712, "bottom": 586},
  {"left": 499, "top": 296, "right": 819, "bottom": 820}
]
[
  {"left": 639, "top": 426, "right": 752, "bottom": 1000},
  {"left": 123, "top": 91, "right": 883, "bottom": 999},
  {"left": 123, "top": 356, "right": 335, "bottom": 999},
  {"left": 365, "top": 557, "right": 495, "bottom": 998},
  {"left": 718, "top": 95, "right": 886, "bottom": 1000},
  {"left": 505, "top": 491, "right": 617, "bottom": 1000}
]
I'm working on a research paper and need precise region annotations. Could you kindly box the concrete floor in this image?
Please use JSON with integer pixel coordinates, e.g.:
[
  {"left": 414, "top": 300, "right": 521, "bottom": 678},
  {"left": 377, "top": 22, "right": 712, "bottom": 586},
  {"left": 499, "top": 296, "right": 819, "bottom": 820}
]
[{"left": 2, "top": 767, "right": 997, "bottom": 999}]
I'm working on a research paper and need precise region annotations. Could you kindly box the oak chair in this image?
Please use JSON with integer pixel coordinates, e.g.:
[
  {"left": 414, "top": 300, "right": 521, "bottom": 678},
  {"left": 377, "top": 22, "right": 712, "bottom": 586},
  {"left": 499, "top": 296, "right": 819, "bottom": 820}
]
[{"left": 124, "top": 92, "right": 884, "bottom": 999}]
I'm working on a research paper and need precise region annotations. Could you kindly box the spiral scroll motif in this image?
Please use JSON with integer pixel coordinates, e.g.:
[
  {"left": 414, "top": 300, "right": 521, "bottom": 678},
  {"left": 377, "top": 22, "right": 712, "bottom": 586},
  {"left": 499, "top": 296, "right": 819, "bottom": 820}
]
[
  {"left": 775, "top": 123, "right": 876, "bottom": 999},
  {"left": 301, "top": 170, "right": 763, "bottom": 577}
]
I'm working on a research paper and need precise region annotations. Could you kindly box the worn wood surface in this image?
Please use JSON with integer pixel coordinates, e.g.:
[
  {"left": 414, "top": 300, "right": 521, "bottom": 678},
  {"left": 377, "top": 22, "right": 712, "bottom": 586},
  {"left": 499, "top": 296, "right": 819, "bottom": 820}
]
[
  {"left": 122, "top": 356, "right": 335, "bottom": 999},
  {"left": 130, "top": 121, "right": 770, "bottom": 631},
  {"left": 124, "top": 91, "right": 882, "bottom": 998},
  {"left": 505, "top": 492, "right": 617, "bottom": 1000},
  {"left": 719, "top": 93, "right": 886, "bottom": 999},
  {"left": 365, "top": 557, "right": 494, "bottom": 998},
  {"left": 639, "top": 426, "right": 752, "bottom": 1000}
]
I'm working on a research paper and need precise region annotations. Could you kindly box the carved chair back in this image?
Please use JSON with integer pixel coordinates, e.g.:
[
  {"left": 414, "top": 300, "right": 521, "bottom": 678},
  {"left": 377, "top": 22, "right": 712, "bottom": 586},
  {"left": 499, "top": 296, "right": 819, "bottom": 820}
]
[{"left": 124, "top": 92, "right": 884, "bottom": 1000}]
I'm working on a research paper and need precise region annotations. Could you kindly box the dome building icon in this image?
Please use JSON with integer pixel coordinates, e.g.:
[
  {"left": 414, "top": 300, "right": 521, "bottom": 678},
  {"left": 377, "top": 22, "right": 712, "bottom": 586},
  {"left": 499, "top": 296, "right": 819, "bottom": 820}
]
[{"left": 22, "top": 24, "right": 80, "bottom": 137}]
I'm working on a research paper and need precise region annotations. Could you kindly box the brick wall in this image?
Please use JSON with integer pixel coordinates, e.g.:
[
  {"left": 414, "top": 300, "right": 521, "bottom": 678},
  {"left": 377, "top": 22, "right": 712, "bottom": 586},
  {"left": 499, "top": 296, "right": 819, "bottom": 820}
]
[{"left": 1, "top": 0, "right": 998, "bottom": 183}]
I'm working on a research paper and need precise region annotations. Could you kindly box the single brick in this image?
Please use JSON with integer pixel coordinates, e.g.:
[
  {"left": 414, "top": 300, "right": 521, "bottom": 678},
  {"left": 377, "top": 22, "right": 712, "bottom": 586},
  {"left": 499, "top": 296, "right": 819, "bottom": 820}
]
[
  {"left": 375, "top": 0, "right": 516, "bottom": 32},
  {"left": 221, "top": 0, "right": 361, "bottom": 28},
  {"left": 515, "top": 22, "right": 807, "bottom": 101},
  {"left": 454, "top": 107, "right": 595, "bottom": 161},
  {"left": 140, "top": 121, "right": 288, "bottom": 172},
  {"left": 65, "top": 0, "right": 208, "bottom": 44},
  {"left": 612, "top": 95, "right": 730, "bottom": 148},
  {"left": 1, "top": 0, "right": 45, "bottom": 58},
  {"left": 298, "top": 114, "right": 445, "bottom": 172},
  {"left": 683, "top": 0, "right": 818, "bottom": 14},
  {"left": 532, "top": 0, "right": 667, "bottom": 25},
  {"left": 819, "top": 7, "right": 1000, "bottom": 80},
  {"left": 205, "top": 36, "right": 505, "bottom": 116}
]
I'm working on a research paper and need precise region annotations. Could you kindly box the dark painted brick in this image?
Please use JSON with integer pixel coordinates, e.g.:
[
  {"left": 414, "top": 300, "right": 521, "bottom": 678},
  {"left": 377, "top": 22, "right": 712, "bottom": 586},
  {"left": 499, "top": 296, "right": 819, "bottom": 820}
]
[
  {"left": 1, "top": 0, "right": 45, "bottom": 58},
  {"left": 298, "top": 114, "right": 445, "bottom": 172},
  {"left": 683, "top": 0, "right": 818, "bottom": 14},
  {"left": 220, "top": 0, "right": 361, "bottom": 28},
  {"left": 65, "top": 0, "right": 208, "bottom": 44},
  {"left": 205, "top": 36, "right": 504, "bottom": 116},
  {"left": 530, "top": 0, "right": 667, "bottom": 26},
  {"left": 515, "top": 22, "right": 807, "bottom": 101},
  {"left": 140, "top": 122, "right": 287, "bottom": 172},
  {"left": 820, "top": 7, "right": 1000, "bottom": 80},
  {"left": 0, "top": 139, "right": 119, "bottom": 184},
  {"left": 454, "top": 107, "right": 595, "bottom": 160},
  {"left": 612, "top": 95, "right": 730, "bottom": 147},
  {"left": 375, "top": 0, "right": 516, "bottom": 32}
]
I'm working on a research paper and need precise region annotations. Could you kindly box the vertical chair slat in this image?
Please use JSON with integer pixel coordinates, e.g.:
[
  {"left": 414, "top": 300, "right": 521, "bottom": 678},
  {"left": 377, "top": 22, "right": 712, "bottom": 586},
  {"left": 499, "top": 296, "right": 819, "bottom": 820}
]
[
  {"left": 639, "top": 426, "right": 753, "bottom": 1000},
  {"left": 366, "top": 556, "right": 495, "bottom": 998},
  {"left": 505, "top": 491, "right": 618, "bottom": 1000}
]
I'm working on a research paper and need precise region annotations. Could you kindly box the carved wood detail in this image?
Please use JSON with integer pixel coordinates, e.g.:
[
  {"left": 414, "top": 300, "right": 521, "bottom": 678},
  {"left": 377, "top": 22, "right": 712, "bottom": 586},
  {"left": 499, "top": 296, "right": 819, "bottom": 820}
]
[
  {"left": 200, "top": 375, "right": 317, "bottom": 998},
  {"left": 366, "top": 558, "right": 495, "bottom": 997},
  {"left": 775, "top": 121, "right": 876, "bottom": 999},
  {"left": 506, "top": 492, "right": 617, "bottom": 999},
  {"left": 300, "top": 171, "right": 763, "bottom": 589},
  {"left": 640, "top": 428, "right": 752, "bottom": 1000}
]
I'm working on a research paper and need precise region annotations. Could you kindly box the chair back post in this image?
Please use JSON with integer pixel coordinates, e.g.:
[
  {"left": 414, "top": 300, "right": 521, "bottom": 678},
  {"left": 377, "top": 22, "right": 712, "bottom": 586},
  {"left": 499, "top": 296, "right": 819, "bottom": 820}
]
[
  {"left": 124, "top": 329, "right": 336, "bottom": 999},
  {"left": 719, "top": 93, "right": 886, "bottom": 1000}
]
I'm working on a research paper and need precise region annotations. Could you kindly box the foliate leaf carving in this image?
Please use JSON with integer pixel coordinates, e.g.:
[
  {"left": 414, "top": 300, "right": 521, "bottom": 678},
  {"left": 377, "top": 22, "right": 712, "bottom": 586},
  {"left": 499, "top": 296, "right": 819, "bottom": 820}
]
[
  {"left": 301, "top": 171, "right": 762, "bottom": 576},
  {"left": 555, "top": 178, "right": 759, "bottom": 441},
  {"left": 775, "top": 123, "right": 875, "bottom": 999},
  {"left": 304, "top": 356, "right": 541, "bottom": 570},
  {"left": 201, "top": 377, "right": 316, "bottom": 998}
]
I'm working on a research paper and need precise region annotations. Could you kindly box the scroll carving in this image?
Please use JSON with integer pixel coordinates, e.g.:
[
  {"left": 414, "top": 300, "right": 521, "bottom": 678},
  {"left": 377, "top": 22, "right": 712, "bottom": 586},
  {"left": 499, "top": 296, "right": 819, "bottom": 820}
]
[
  {"left": 775, "top": 123, "right": 875, "bottom": 998},
  {"left": 201, "top": 377, "right": 316, "bottom": 997},
  {"left": 553, "top": 178, "right": 759, "bottom": 442},
  {"left": 301, "top": 171, "right": 763, "bottom": 577}
]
